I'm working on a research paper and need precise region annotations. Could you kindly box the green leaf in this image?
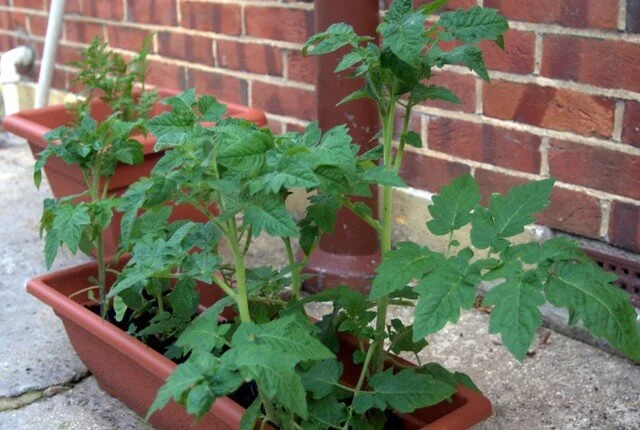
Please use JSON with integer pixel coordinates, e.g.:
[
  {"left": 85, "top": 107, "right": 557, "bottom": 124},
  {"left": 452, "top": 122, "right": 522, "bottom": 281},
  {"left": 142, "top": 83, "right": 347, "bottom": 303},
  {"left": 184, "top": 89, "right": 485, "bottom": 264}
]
[
  {"left": 337, "top": 87, "right": 372, "bottom": 106},
  {"left": 245, "top": 199, "right": 298, "bottom": 238},
  {"left": 418, "top": 0, "right": 449, "bottom": 16},
  {"left": 413, "top": 254, "right": 479, "bottom": 340},
  {"left": 240, "top": 398, "right": 263, "bottom": 430},
  {"left": 546, "top": 262, "right": 640, "bottom": 362},
  {"left": 335, "top": 50, "right": 365, "bottom": 73},
  {"left": 258, "top": 160, "right": 318, "bottom": 194},
  {"left": 364, "top": 368, "right": 456, "bottom": 413},
  {"left": 197, "top": 95, "right": 227, "bottom": 122},
  {"left": 401, "top": 131, "right": 422, "bottom": 148},
  {"left": 52, "top": 204, "right": 91, "bottom": 254},
  {"left": 379, "top": 5, "right": 427, "bottom": 65},
  {"left": 388, "top": 318, "right": 428, "bottom": 355},
  {"left": 482, "top": 261, "right": 546, "bottom": 361},
  {"left": 491, "top": 179, "right": 554, "bottom": 238},
  {"left": 302, "top": 23, "right": 366, "bottom": 56},
  {"left": 113, "top": 139, "right": 144, "bottom": 165},
  {"left": 176, "top": 306, "right": 230, "bottom": 354},
  {"left": 217, "top": 125, "right": 271, "bottom": 171},
  {"left": 147, "top": 363, "right": 203, "bottom": 419},
  {"left": 34, "top": 146, "right": 55, "bottom": 189},
  {"left": 300, "top": 359, "right": 343, "bottom": 399},
  {"left": 362, "top": 166, "right": 406, "bottom": 187},
  {"left": 438, "top": 7, "right": 509, "bottom": 45},
  {"left": 427, "top": 173, "right": 480, "bottom": 236},
  {"left": 308, "top": 396, "right": 348, "bottom": 428},
  {"left": 118, "top": 178, "right": 154, "bottom": 247},
  {"left": 371, "top": 242, "right": 441, "bottom": 300},
  {"left": 435, "top": 45, "right": 490, "bottom": 81},
  {"left": 44, "top": 230, "right": 59, "bottom": 269},
  {"left": 186, "top": 384, "right": 215, "bottom": 417},
  {"left": 168, "top": 277, "right": 199, "bottom": 320},
  {"left": 409, "top": 84, "right": 461, "bottom": 107}
]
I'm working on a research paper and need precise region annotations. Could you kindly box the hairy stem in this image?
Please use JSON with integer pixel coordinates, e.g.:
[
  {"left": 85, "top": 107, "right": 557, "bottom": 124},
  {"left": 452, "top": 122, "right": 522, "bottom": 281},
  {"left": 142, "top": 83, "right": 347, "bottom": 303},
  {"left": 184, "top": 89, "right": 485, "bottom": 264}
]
[
  {"left": 342, "top": 343, "right": 376, "bottom": 430},
  {"left": 337, "top": 196, "right": 382, "bottom": 231},
  {"left": 392, "top": 104, "right": 412, "bottom": 172}
]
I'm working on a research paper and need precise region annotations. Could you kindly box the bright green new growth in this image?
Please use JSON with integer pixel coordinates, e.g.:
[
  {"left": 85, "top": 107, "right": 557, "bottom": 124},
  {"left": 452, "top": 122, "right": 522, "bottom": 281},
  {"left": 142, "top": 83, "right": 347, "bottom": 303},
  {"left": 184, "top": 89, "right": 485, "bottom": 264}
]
[{"left": 69, "top": 35, "right": 157, "bottom": 122}]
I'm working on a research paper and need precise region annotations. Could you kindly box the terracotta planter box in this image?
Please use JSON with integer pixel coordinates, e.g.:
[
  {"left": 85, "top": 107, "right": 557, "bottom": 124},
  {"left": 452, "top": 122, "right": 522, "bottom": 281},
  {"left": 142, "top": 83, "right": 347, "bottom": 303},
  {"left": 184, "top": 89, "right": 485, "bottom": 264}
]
[
  {"left": 27, "top": 260, "right": 492, "bottom": 430},
  {"left": 3, "top": 89, "right": 267, "bottom": 256}
]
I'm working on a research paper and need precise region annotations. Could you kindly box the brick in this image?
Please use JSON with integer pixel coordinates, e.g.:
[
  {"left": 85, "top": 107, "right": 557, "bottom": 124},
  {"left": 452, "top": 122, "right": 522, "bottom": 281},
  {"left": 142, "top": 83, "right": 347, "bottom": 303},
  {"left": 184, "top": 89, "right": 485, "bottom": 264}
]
[
  {"left": 483, "top": 80, "right": 615, "bottom": 138},
  {"left": 484, "top": 0, "right": 618, "bottom": 30},
  {"left": 147, "top": 61, "right": 187, "bottom": 90},
  {"left": 392, "top": 109, "right": 421, "bottom": 141},
  {"left": 609, "top": 201, "right": 640, "bottom": 252},
  {"left": 13, "top": 0, "right": 44, "bottom": 9},
  {"left": 217, "top": 41, "right": 283, "bottom": 76},
  {"left": 627, "top": 0, "right": 640, "bottom": 33},
  {"left": 287, "top": 49, "right": 316, "bottom": 84},
  {"left": 480, "top": 29, "right": 535, "bottom": 74},
  {"left": 180, "top": 1, "right": 241, "bottom": 36},
  {"left": 252, "top": 81, "right": 316, "bottom": 121},
  {"left": 57, "top": 44, "right": 83, "bottom": 65},
  {"left": 421, "top": 71, "right": 476, "bottom": 113},
  {"left": 28, "top": 14, "right": 48, "bottom": 36},
  {"left": 548, "top": 139, "right": 640, "bottom": 200},
  {"left": 475, "top": 169, "right": 602, "bottom": 238},
  {"left": 45, "top": 0, "right": 81, "bottom": 12},
  {"left": 65, "top": 20, "right": 103, "bottom": 43},
  {"left": 107, "top": 26, "right": 152, "bottom": 52},
  {"left": 0, "top": 10, "right": 28, "bottom": 32},
  {"left": 158, "top": 32, "right": 213, "bottom": 65},
  {"left": 266, "top": 117, "right": 286, "bottom": 133},
  {"left": 84, "top": 1, "right": 124, "bottom": 20},
  {"left": 428, "top": 118, "right": 541, "bottom": 173},
  {"left": 188, "top": 69, "right": 248, "bottom": 105},
  {"left": 385, "top": 0, "right": 477, "bottom": 9},
  {"left": 541, "top": 36, "right": 640, "bottom": 93},
  {"left": 127, "top": 0, "right": 177, "bottom": 26},
  {"left": 399, "top": 152, "right": 470, "bottom": 192},
  {"left": 245, "top": 6, "right": 313, "bottom": 44},
  {"left": 623, "top": 102, "right": 640, "bottom": 148}
]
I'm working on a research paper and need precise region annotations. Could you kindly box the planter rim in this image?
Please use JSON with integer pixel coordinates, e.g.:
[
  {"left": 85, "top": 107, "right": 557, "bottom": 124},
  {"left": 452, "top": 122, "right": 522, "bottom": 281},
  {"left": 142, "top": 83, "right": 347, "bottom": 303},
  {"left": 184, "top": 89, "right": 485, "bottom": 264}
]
[
  {"left": 2, "top": 86, "right": 267, "bottom": 156},
  {"left": 27, "top": 260, "right": 492, "bottom": 429}
]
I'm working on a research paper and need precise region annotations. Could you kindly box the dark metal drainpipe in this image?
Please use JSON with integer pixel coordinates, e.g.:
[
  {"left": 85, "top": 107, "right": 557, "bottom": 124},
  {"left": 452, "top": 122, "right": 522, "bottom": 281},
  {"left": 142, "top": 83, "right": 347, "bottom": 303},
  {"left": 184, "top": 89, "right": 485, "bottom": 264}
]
[{"left": 303, "top": 0, "right": 381, "bottom": 293}]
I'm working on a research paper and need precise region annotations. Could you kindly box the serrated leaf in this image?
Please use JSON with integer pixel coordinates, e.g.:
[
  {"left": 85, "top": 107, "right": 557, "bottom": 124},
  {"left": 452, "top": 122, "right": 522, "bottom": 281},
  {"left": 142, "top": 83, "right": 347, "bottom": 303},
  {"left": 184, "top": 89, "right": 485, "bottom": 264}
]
[
  {"left": 427, "top": 173, "right": 480, "bottom": 236},
  {"left": 147, "top": 363, "right": 203, "bottom": 419},
  {"left": 217, "top": 126, "right": 271, "bottom": 171},
  {"left": 362, "top": 166, "right": 406, "bottom": 187},
  {"left": 365, "top": 368, "right": 456, "bottom": 413},
  {"left": 436, "top": 44, "right": 490, "bottom": 81},
  {"left": 308, "top": 396, "right": 348, "bottom": 428},
  {"left": 302, "top": 23, "right": 366, "bottom": 56},
  {"left": 413, "top": 254, "right": 479, "bottom": 340},
  {"left": 438, "top": 7, "right": 509, "bottom": 45},
  {"left": 300, "top": 359, "right": 343, "bottom": 399},
  {"left": 401, "top": 131, "right": 422, "bottom": 148},
  {"left": 482, "top": 261, "right": 546, "bottom": 361},
  {"left": 546, "top": 262, "right": 640, "bottom": 362},
  {"left": 240, "top": 398, "right": 263, "bottom": 430},
  {"left": 52, "top": 204, "right": 91, "bottom": 254},
  {"left": 409, "top": 84, "right": 461, "bottom": 107},
  {"left": 492, "top": 179, "right": 554, "bottom": 238},
  {"left": 186, "top": 384, "right": 215, "bottom": 417},
  {"left": 337, "top": 87, "right": 372, "bottom": 106},
  {"left": 34, "top": 146, "right": 55, "bottom": 189},
  {"left": 388, "top": 318, "right": 428, "bottom": 355},
  {"left": 176, "top": 306, "right": 230, "bottom": 354},
  {"left": 168, "top": 277, "right": 199, "bottom": 320},
  {"left": 335, "top": 50, "right": 365, "bottom": 73},
  {"left": 418, "top": 0, "right": 449, "bottom": 16},
  {"left": 371, "top": 242, "right": 441, "bottom": 300},
  {"left": 245, "top": 199, "right": 298, "bottom": 238},
  {"left": 44, "top": 230, "right": 59, "bottom": 269},
  {"left": 197, "top": 95, "right": 227, "bottom": 122},
  {"left": 379, "top": 6, "right": 427, "bottom": 65}
]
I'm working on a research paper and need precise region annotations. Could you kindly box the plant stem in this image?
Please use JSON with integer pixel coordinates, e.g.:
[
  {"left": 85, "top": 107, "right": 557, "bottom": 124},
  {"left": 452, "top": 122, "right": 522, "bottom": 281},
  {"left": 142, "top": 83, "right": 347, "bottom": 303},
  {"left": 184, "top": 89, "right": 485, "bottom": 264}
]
[
  {"left": 342, "top": 342, "right": 376, "bottom": 430},
  {"left": 371, "top": 104, "right": 397, "bottom": 375},
  {"left": 392, "top": 104, "right": 412, "bottom": 172},
  {"left": 283, "top": 237, "right": 301, "bottom": 300},
  {"left": 336, "top": 196, "right": 382, "bottom": 231},
  {"left": 228, "top": 219, "right": 251, "bottom": 324},
  {"left": 445, "top": 230, "right": 454, "bottom": 258}
]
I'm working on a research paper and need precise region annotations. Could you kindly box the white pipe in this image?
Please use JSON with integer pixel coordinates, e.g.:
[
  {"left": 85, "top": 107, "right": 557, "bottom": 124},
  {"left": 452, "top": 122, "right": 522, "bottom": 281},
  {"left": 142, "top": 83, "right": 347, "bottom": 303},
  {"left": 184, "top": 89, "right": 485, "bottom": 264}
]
[
  {"left": 35, "top": 0, "right": 65, "bottom": 109},
  {"left": 0, "top": 46, "right": 35, "bottom": 115}
]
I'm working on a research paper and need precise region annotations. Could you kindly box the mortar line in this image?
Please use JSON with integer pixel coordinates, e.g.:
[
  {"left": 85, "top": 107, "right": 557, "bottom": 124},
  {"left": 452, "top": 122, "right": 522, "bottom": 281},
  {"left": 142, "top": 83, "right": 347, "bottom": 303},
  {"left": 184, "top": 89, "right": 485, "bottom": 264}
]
[
  {"left": 619, "top": 0, "right": 628, "bottom": 31},
  {"left": 599, "top": 199, "right": 612, "bottom": 240},
  {"left": 613, "top": 101, "right": 626, "bottom": 142},
  {"left": 534, "top": 33, "right": 543, "bottom": 75}
]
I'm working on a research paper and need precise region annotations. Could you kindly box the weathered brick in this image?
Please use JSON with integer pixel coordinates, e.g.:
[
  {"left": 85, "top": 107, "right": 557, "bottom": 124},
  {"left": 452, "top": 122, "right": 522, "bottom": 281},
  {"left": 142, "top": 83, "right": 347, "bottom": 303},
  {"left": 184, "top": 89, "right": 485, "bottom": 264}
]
[
  {"left": 609, "top": 201, "right": 640, "bottom": 252},
  {"left": 28, "top": 14, "right": 48, "bottom": 36},
  {"left": 480, "top": 29, "right": 536, "bottom": 74},
  {"left": 158, "top": 32, "right": 213, "bottom": 65},
  {"left": 421, "top": 71, "right": 476, "bottom": 113},
  {"left": 399, "top": 152, "right": 470, "bottom": 192},
  {"left": 252, "top": 81, "right": 316, "bottom": 121},
  {"left": 245, "top": 6, "right": 313, "bottom": 44},
  {"left": 428, "top": 118, "right": 541, "bottom": 173},
  {"left": 57, "top": 44, "right": 83, "bottom": 65},
  {"left": 84, "top": 1, "right": 124, "bottom": 20},
  {"left": 627, "top": 0, "right": 640, "bottom": 33},
  {"left": 180, "top": 1, "right": 241, "bottom": 36},
  {"left": 146, "top": 61, "right": 187, "bottom": 90},
  {"left": 623, "top": 101, "right": 640, "bottom": 148},
  {"left": 483, "top": 80, "right": 615, "bottom": 138},
  {"left": 484, "top": 0, "right": 618, "bottom": 29},
  {"left": 548, "top": 139, "right": 640, "bottom": 200},
  {"left": 106, "top": 26, "right": 152, "bottom": 52},
  {"left": 287, "top": 49, "right": 316, "bottom": 84},
  {"left": 216, "top": 41, "right": 283, "bottom": 76},
  {"left": 188, "top": 69, "right": 248, "bottom": 105},
  {"left": 475, "top": 168, "right": 602, "bottom": 238},
  {"left": 127, "top": 0, "right": 177, "bottom": 26},
  {"left": 541, "top": 36, "right": 640, "bottom": 93},
  {"left": 13, "top": 0, "right": 44, "bottom": 9},
  {"left": 0, "top": 10, "right": 28, "bottom": 32},
  {"left": 64, "top": 20, "right": 103, "bottom": 43}
]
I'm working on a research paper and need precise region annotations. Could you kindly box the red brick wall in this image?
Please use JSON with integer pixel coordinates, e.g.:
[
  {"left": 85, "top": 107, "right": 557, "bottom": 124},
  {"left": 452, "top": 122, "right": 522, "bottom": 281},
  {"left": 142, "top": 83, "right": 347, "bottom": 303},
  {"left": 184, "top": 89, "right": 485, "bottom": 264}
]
[{"left": 1, "top": 0, "right": 640, "bottom": 253}]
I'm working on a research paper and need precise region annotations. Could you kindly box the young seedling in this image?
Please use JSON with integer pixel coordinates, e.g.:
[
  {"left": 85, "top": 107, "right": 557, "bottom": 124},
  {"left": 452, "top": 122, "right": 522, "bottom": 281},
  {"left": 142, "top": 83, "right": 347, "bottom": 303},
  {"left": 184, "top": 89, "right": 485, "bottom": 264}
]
[
  {"left": 36, "top": 113, "right": 145, "bottom": 317},
  {"left": 69, "top": 35, "right": 157, "bottom": 123}
]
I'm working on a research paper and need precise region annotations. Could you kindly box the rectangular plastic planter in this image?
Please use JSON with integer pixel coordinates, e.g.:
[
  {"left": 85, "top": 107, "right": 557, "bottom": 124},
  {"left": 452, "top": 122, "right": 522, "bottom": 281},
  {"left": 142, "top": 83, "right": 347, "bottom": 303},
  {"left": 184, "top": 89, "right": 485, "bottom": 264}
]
[
  {"left": 3, "top": 89, "right": 267, "bottom": 257},
  {"left": 27, "top": 260, "right": 492, "bottom": 430}
]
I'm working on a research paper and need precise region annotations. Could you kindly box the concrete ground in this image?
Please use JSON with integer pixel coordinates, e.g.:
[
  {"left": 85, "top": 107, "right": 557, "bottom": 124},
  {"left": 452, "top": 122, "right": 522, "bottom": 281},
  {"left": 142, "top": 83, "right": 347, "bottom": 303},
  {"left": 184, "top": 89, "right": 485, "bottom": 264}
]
[{"left": 0, "top": 134, "right": 639, "bottom": 429}]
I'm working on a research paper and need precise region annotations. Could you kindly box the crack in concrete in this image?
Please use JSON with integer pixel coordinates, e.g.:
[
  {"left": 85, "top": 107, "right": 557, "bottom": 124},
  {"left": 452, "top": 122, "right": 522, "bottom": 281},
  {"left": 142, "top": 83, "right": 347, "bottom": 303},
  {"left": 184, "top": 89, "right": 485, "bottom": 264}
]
[{"left": 0, "top": 371, "right": 91, "bottom": 412}]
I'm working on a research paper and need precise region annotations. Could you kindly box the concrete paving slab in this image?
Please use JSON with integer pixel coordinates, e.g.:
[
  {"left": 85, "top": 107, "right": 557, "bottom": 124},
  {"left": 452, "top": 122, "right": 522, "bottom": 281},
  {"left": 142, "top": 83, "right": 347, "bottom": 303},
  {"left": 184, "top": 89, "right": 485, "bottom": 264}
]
[{"left": 0, "top": 377, "right": 151, "bottom": 430}]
